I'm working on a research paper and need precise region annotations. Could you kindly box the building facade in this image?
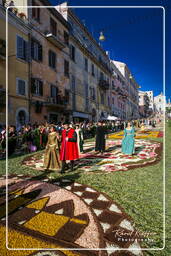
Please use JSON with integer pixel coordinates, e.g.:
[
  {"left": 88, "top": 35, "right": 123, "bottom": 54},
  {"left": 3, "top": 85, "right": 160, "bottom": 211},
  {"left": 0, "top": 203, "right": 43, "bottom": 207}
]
[
  {"left": 1, "top": 0, "right": 142, "bottom": 126},
  {"left": 110, "top": 61, "right": 127, "bottom": 120},
  {"left": 138, "top": 91, "right": 150, "bottom": 118},
  {"left": 18, "top": 0, "right": 71, "bottom": 124},
  {"left": 56, "top": 2, "right": 112, "bottom": 122},
  {"left": 0, "top": 2, "right": 30, "bottom": 128},
  {"left": 113, "top": 61, "right": 139, "bottom": 120},
  {"left": 154, "top": 92, "right": 166, "bottom": 114},
  {"left": 145, "top": 91, "right": 154, "bottom": 112}
]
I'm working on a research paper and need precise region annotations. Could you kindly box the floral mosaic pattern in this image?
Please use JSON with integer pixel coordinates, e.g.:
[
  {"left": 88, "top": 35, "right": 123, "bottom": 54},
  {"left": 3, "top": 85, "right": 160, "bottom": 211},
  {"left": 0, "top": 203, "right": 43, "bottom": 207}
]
[
  {"left": 22, "top": 139, "right": 162, "bottom": 173},
  {"left": 108, "top": 130, "right": 163, "bottom": 140},
  {"left": 0, "top": 175, "right": 144, "bottom": 255}
]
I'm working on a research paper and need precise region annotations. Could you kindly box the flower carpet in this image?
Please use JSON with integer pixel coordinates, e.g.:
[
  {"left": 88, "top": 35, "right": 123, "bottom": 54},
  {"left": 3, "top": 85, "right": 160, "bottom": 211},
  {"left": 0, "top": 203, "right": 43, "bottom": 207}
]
[
  {"left": 22, "top": 139, "right": 162, "bottom": 173},
  {"left": 108, "top": 130, "right": 163, "bottom": 140},
  {"left": 0, "top": 175, "right": 144, "bottom": 255}
]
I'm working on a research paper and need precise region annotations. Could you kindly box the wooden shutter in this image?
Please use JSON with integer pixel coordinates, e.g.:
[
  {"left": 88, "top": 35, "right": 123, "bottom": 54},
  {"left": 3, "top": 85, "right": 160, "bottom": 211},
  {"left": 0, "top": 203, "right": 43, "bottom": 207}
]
[
  {"left": 31, "top": 78, "right": 35, "bottom": 94},
  {"left": 38, "top": 44, "right": 42, "bottom": 61},
  {"left": 39, "top": 80, "right": 43, "bottom": 96},
  {"left": 31, "top": 39, "right": 34, "bottom": 59},
  {"left": 17, "top": 36, "right": 23, "bottom": 59}
]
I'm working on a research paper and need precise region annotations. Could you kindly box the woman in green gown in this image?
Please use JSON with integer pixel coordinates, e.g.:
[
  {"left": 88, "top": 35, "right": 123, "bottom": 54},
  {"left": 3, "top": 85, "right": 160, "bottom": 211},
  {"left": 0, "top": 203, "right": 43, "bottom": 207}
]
[
  {"left": 44, "top": 126, "right": 60, "bottom": 171},
  {"left": 122, "top": 122, "right": 135, "bottom": 155}
]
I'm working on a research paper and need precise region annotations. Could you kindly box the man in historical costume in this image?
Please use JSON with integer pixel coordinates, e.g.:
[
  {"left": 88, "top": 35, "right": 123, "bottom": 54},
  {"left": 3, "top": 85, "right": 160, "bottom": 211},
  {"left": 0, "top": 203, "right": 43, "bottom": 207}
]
[
  {"left": 75, "top": 124, "right": 84, "bottom": 154},
  {"left": 60, "top": 123, "right": 79, "bottom": 174},
  {"left": 95, "top": 121, "right": 107, "bottom": 154}
]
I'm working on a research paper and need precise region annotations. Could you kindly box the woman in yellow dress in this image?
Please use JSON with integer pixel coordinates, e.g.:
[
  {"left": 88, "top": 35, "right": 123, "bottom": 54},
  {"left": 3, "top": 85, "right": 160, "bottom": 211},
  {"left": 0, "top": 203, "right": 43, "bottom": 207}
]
[{"left": 44, "top": 126, "right": 60, "bottom": 171}]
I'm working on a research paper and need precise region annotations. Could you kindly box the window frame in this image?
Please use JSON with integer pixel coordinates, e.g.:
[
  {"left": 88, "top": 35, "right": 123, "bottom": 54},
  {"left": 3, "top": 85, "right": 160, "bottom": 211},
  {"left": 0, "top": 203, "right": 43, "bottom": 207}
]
[
  {"left": 64, "top": 59, "right": 69, "bottom": 77},
  {"left": 50, "top": 17, "right": 57, "bottom": 36},
  {"left": 16, "top": 35, "right": 28, "bottom": 61},
  {"left": 48, "top": 50, "right": 56, "bottom": 70},
  {"left": 16, "top": 78, "right": 27, "bottom": 96}
]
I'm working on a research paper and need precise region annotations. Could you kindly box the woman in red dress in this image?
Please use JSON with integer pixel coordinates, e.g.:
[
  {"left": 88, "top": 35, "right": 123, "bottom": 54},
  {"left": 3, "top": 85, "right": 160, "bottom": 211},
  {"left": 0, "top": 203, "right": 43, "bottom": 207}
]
[{"left": 60, "top": 123, "right": 79, "bottom": 173}]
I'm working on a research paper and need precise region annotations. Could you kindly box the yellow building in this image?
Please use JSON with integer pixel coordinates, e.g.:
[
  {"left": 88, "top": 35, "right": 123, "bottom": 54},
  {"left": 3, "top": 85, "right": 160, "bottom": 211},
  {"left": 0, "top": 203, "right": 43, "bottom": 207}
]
[
  {"left": 11, "top": 0, "right": 71, "bottom": 124},
  {"left": 0, "top": 3, "right": 30, "bottom": 128}
]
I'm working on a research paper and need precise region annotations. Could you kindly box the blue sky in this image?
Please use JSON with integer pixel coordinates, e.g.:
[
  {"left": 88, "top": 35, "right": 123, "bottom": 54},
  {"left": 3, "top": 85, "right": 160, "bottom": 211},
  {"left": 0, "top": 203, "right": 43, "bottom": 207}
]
[{"left": 50, "top": 0, "right": 170, "bottom": 99}]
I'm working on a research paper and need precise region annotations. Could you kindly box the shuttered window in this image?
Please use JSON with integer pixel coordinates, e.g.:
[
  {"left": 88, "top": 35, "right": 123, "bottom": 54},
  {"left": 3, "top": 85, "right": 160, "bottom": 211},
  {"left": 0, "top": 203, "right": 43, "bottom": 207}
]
[
  {"left": 16, "top": 35, "right": 28, "bottom": 61},
  {"left": 16, "top": 79, "right": 26, "bottom": 96},
  {"left": 48, "top": 50, "right": 56, "bottom": 69},
  {"left": 50, "top": 17, "right": 57, "bottom": 36},
  {"left": 64, "top": 60, "right": 69, "bottom": 77},
  {"left": 31, "top": 78, "right": 43, "bottom": 96},
  {"left": 32, "top": 0, "right": 40, "bottom": 21},
  {"left": 31, "top": 39, "right": 42, "bottom": 61},
  {"left": 51, "top": 85, "right": 58, "bottom": 97}
]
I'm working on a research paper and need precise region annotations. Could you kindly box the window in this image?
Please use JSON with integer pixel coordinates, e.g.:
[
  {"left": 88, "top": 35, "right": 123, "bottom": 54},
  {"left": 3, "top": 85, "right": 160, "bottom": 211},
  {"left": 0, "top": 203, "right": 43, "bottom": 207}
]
[
  {"left": 100, "top": 72, "right": 104, "bottom": 80},
  {"left": 18, "top": 110, "right": 26, "bottom": 125},
  {"left": 64, "top": 31, "right": 69, "bottom": 45},
  {"left": 84, "top": 58, "right": 88, "bottom": 71},
  {"left": 50, "top": 17, "right": 57, "bottom": 36},
  {"left": 51, "top": 85, "right": 58, "bottom": 98},
  {"left": 48, "top": 50, "right": 56, "bottom": 69},
  {"left": 16, "top": 35, "right": 28, "bottom": 61},
  {"left": 70, "top": 45, "right": 75, "bottom": 61},
  {"left": 91, "top": 64, "right": 95, "bottom": 76},
  {"left": 31, "top": 39, "right": 42, "bottom": 61},
  {"left": 65, "top": 89, "right": 70, "bottom": 103},
  {"left": 31, "top": 78, "right": 43, "bottom": 96},
  {"left": 16, "top": 79, "right": 26, "bottom": 96},
  {"left": 108, "top": 96, "right": 110, "bottom": 106},
  {"left": 64, "top": 60, "right": 69, "bottom": 77},
  {"left": 90, "top": 87, "right": 96, "bottom": 100},
  {"left": 32, "top": 1, "right": 40, "bottom": 21},
  {"left": 101, "top": 93, "right": 104, "bottom": 104}
]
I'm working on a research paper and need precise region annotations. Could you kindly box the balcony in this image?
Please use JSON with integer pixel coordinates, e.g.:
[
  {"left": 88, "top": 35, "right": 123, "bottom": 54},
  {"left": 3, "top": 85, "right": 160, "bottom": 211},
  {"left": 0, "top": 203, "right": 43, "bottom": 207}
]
[
  {"left": 45, "top": 96, "right": 68, "bottom": 108},
  {"left": 98, "top": 79, "right": 110, "bottom": 90},
  {"left": 45, "top": 32, "right": 66, "bottom": 50}
]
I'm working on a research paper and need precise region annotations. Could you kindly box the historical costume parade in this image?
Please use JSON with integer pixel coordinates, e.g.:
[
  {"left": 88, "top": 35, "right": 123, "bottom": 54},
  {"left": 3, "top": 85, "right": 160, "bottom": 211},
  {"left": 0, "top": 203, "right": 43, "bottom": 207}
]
[
  {"left": 95, "top": 121, "right": 107, "bottom": 153},
  {"left": 75, "top": 124, "right": 84, "bottom": 154},
  {"left": 60, "top": 123, "right": 79, "bottom": 173},
  {"left": 44, "top": 126, "right": 60, "bottom": 171},
  {"left": 122, "top": 122, "right": 135, "bottom": 155}
]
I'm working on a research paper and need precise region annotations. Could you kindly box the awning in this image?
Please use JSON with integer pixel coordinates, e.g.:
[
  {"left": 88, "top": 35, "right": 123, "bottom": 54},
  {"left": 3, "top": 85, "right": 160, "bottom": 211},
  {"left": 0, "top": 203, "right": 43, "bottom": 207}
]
[
  {"left": 73, "top": 112, "right": 89, "bottom": 119},
  {"left": 107, "top": 115, "right": 119, "bottom": 120}
]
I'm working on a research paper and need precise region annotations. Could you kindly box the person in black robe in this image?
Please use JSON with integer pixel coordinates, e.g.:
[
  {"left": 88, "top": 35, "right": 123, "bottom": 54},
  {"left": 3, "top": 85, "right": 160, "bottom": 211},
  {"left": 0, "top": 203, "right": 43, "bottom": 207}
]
[{"left": 95, "top": 121, "right": 106, "bottom": 153}]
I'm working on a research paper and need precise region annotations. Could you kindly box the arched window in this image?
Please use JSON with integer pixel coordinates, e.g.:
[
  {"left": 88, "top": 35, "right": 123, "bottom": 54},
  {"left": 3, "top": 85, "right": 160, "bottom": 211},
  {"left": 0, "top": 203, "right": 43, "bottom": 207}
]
[{"left": 18, "top": 110, "right": 26, "bottom": 125}]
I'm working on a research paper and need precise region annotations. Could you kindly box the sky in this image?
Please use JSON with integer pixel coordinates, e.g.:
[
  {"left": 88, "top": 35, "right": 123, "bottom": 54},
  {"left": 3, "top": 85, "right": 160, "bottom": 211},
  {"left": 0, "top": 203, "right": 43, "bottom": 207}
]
[{"left": 50, "top": 0, "right": 171, "bottom": 99}]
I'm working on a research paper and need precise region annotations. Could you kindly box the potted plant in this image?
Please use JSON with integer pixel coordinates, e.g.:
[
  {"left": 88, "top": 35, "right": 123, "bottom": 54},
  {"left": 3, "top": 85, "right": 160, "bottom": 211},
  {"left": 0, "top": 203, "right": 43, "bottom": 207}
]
[
  {"left": 13, "top": 7, "right": 18, "bottom": 15},
  {"left": 18, "top": 12, "right": 26, "bottom": 19}
]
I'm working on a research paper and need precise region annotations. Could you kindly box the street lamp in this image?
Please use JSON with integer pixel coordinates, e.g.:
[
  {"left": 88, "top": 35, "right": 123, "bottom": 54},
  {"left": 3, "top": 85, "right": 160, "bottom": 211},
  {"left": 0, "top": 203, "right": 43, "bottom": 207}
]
[{"left": 99, "top": 31, "right": 105, "bottom": 41}]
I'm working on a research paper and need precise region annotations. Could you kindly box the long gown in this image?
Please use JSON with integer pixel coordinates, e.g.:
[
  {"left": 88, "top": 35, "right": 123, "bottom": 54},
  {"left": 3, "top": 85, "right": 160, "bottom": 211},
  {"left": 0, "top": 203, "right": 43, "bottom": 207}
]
[
  {"left": 121, "top": 128, "right": 135, "bottom": 155},
  {"left": 95, "top": 126, "right": 106, "bottom": 152},
  {"left": 44, "top": 132, "right": 60, "bottom": 171}
]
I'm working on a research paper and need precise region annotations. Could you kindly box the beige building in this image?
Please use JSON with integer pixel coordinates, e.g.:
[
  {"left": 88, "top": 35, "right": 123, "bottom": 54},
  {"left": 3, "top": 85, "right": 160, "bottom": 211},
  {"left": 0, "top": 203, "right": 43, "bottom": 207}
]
[
  {"left": 16, "top": 0, "right": 71, "bottom": 124},
  {"left": 138, "top": 90, "right": 150, "bottom": 117},
  {"left": 110, "top": 61, "right": 127, "bottom": 119},
  {"left": 113, "top": 61, "right": 139, "bottom": 120},
  {"left": 0, "top": 2, "right": 30, "bottom": 128},
  {"left": 56, "top": 2, "right": 112, "bottom": 122}
]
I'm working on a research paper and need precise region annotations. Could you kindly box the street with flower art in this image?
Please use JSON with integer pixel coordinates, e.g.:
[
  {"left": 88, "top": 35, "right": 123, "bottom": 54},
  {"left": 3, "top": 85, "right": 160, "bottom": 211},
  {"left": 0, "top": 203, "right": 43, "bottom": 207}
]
[
  {"left": 22, "top": 138, "right": 162, "bottom": 173},
  {"left": 0, "top": 127, "right": 165, "bottom": 255}
]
